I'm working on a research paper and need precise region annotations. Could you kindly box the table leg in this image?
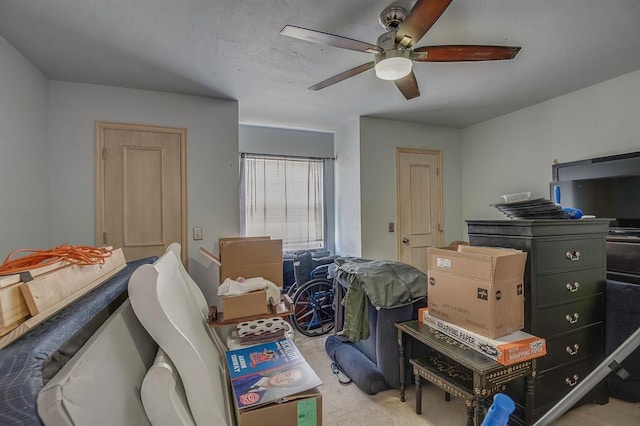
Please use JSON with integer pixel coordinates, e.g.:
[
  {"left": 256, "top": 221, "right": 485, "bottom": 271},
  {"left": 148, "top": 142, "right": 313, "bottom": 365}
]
[
  {"left": 465, "top": 400, "right": 474, "bottom": 426},
  {"left": 415, "top": 373, "right": 422, "bottom": 415},
  {"left": 475, "top": 394, "right": 485, "bottom": 426},
  {"left": 397, "top": 328, "right": 406, "bottom": 402},
  {"left": 525, "top": 373, "right": 535, "bottom": 426}
]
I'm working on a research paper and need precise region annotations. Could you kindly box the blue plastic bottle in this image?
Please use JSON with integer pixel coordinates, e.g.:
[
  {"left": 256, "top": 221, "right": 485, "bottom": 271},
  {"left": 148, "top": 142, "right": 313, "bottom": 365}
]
[
  {"left": 481, "top": 393, "right": 515, "bottom": 426},
  {"left": 553, "top": 185, "right": 561, "bottom": 205}
]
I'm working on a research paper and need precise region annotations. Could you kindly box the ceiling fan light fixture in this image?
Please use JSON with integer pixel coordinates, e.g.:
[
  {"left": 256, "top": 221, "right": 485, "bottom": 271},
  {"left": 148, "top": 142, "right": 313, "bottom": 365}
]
[{"left": 374, "top": 49, "right": 413, "bottom": 80}]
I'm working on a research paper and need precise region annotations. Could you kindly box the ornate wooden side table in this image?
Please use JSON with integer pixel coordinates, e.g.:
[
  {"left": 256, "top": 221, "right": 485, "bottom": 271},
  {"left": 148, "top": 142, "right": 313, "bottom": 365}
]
[{"left": 396, "top": 320, "right": 536, "bottom": 426}]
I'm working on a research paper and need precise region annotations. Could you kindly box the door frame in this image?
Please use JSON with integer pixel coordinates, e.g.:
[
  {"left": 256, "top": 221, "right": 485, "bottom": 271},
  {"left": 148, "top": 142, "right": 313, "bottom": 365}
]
[
  {"left": 95, "top": 121, "right": 188, "bottom": 263},
  {"left": 395, "top": 147, "right": 444, "bottom": 260}
]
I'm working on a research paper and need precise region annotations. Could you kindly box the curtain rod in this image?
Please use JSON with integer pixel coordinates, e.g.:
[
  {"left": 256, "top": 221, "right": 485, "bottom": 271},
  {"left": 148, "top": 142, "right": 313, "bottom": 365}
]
[{"left": 241, "top": 152, "right": 335, "bottom": 161}]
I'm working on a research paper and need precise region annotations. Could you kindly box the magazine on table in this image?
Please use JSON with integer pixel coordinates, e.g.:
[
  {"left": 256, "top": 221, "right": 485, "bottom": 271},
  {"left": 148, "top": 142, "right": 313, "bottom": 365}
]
[{"left": 225, "top": 337, "right": 322, "bottom": 410}]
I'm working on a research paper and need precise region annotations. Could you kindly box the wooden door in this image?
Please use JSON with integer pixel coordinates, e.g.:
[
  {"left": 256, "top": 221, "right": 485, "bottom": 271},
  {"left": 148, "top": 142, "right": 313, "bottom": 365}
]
[
  {"left": 396, "top": 148, "right": 443, "bottom": 273},
  {"left": 95, "top": 122, "right": 187, "bottom": 264}
]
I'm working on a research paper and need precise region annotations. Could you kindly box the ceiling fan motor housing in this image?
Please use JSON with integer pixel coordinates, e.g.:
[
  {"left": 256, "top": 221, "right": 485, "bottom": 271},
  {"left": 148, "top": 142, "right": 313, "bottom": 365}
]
[
  {"left": 378, "top": 6, "right": 408, "bottom": 31},
  {"left": 377, "top": 30, "right": 398, "bottom": 50}
]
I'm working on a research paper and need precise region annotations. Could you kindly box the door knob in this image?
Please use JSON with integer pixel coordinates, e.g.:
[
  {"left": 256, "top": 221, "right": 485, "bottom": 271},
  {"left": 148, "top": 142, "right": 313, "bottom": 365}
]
[{"left": 402, "top": 238, "right": 409, "bottom": 244}]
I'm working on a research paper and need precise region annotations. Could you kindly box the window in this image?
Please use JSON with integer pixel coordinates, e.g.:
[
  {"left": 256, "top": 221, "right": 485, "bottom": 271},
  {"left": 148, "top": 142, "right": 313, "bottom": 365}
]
[{"left": 240, "top": 153, "right": 326, "bottom": 251}]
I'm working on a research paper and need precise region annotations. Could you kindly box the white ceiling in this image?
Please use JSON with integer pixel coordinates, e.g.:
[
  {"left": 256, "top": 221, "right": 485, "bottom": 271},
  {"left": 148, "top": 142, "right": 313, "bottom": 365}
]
[{"left": 1, "top": 0, "right": 639, "bottom": 131}]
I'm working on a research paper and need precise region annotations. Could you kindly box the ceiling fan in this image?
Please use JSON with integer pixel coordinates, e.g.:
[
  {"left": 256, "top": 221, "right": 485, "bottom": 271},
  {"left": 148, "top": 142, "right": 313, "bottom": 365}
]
[{"left": 280, "top": 0, "right": 521, "bottom": 100}]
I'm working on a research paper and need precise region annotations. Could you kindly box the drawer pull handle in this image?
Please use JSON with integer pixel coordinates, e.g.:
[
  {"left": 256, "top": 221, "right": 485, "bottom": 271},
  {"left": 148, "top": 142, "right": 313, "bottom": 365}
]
[
  {"left": 565, "top": 374, "right": 579, "bottom": 387},
  {"left": 565, "top": 282, "right": 580, "bottom": 292},
  {"left": 565, "top": 344, "right": 580, "bottom": 356},
  {"left": 565, "top": 313, "right": 580, "bottom": 324},
  {"left": 565, "top": 251, "right": 581, "bottom": 261}
]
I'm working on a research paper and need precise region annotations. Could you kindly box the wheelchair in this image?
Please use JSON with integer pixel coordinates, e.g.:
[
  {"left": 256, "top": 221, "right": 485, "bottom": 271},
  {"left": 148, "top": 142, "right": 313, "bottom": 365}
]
[{"left": 286, "top": 250, "right": 337, "bottom": 337}]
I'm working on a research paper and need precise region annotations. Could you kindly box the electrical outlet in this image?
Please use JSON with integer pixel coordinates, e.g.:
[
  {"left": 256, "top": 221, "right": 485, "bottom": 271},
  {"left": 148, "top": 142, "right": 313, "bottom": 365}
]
[{"left": 193, "top": 227, "right": 203, "bottom": 240}]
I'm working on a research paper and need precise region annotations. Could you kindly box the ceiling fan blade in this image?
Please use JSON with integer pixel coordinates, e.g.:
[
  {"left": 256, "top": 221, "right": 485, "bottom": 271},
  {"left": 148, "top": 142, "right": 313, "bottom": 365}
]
[
  {"left": 281, "top": 25, "right": 381, "bottom": 54},
  {"left": 413, "top": 45, "right": 521, "bottom": 61},
  {"left": 395, "top": 0, "right": 452, "bottom": 48},
  {"left": 393, "top": 71, "right": 420, "bottom": 100},
  {"left": 308, "top": 62, "right": 375, "bottom": 91}
]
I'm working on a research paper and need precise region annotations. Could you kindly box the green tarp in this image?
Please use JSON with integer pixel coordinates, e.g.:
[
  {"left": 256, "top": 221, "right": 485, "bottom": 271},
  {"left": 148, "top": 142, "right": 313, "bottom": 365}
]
[{"left": 336, "top": 257, "right": 427, "bottom": 342}]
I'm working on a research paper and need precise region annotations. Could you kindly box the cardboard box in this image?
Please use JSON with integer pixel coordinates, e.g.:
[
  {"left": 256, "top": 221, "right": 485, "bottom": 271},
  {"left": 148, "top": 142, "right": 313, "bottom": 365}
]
[
  {"left": 419, "top": 308, "right": 546, "bottom": 365},
  {"left": 219, "top": 237, "right": 283, "bottom": 286},
  {"left": 221, "top": 290, "right": 269, "bottom": 320},
  {"left": 427, "top": 245, "right": 527, "bottom": 339},
  {"left": 234, "top": 388, "right": 322, "bottom": 426},
  {"left": 226, "top": 338, "right": 323, "bottom": 426}
]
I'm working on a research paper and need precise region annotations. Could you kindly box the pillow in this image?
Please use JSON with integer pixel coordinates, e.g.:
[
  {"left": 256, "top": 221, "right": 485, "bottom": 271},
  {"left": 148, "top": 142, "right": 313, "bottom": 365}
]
[
  {"left": 141, "top": 349, "right": 195, "bottom": 426},
  {"left": 325, "top": 335, "right": 389, "bottom": 395}
]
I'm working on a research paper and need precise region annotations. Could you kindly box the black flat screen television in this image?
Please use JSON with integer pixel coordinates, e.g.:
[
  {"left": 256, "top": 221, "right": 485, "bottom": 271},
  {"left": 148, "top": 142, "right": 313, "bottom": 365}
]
[{"left": 551, "top": 151, "right": 640, "bottom": 234}]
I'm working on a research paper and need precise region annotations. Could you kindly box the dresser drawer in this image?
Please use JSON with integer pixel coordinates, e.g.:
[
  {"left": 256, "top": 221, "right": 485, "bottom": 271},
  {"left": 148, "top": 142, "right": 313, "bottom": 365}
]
[
  {"left": 536, "top": 268, "right": 604, "bottom": 307},
  {"left": 535, "top": 238, "right": 604, "bottom": 274},
  {"left": 534, "top": 356, "right": 601, "bottom": 407},
  {"left": 533, "top": 294, "right": 603, "bottom": 337},
  {"left": 536, "top": 325, "right": 603, "bottom": 372}
]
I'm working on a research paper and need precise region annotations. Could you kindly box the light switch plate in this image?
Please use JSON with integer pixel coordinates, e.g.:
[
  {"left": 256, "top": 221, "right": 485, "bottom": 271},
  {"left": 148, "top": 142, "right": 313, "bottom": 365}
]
[{"left": 193, "top": 227, "right": 203, "bottom": 240}]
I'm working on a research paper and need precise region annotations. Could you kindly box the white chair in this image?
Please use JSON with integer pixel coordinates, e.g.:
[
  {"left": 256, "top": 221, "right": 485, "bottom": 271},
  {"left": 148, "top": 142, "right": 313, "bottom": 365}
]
[
  {"left": 128, "top": 245, "right": 230, "bottom": 426},
  {"left": 141, "top": 348, "right": 196, "bottom": 426},
  {"left": 166, "top": 242, "right": 209, "bottom": 317}
]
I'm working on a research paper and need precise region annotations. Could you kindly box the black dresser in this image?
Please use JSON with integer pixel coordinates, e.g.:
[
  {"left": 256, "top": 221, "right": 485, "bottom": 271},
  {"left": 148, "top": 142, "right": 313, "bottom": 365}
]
[{"left": 466, "top": 219, "right": 611, "bottom": 425}]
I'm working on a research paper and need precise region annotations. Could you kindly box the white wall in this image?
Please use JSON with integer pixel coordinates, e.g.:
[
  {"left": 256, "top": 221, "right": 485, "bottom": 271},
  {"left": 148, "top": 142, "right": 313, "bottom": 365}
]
[
  {"left": 334, "top": 119, "right": 362, "bottom": 257},
  {"left": 359, "top": 117, "right": 463, "bottom": 260},
  {"left": 47, "top": 81, "right": 239, "bottom": 305},
  {"left": 0, "top": 36, "right": 50, "bottom": 259},
  {"left": 239, "top": 125, "right": 336, "bottom": 253},
  {"left": 461, "top": 69, "right": 640, "bottom": 234},
  {"left": 239, "top": 125, "right": 333, "bottom": 158}
]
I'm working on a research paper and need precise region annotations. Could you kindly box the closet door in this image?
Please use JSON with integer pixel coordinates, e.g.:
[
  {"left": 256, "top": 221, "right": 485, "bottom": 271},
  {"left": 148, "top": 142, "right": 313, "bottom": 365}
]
[
  {"left": 96, "top": 122, "right": 187, "bottom": 264},
  {"left": 396, "top": 148, "right": 443, "bottom": 273}
]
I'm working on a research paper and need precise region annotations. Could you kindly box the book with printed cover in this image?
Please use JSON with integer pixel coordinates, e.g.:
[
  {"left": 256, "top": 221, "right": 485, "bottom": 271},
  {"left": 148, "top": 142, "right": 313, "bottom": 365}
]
[{"left": 225, "top": 337, "right": 322, "bottom": 410}]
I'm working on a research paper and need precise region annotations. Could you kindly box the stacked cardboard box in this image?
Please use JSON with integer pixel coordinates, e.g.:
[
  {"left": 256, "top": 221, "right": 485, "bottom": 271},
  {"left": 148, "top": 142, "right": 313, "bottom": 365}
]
[
  {"left": 427, "top": 245, "right": 527, "bottom": 339},
  {"left": 234, "top": 388, "right": 322, "bottom": 426},
  {"left": 218, "top": 237, "right": 283, "bottom": 285},
  {"left": 221, "top": 290, "right": 271, "bottom": 320},
  {"left": 226, "top": 337, "right": 323, "bottom": 426},
  {"left": 209, "top": 237, "right": 283, "bottom": 320}
]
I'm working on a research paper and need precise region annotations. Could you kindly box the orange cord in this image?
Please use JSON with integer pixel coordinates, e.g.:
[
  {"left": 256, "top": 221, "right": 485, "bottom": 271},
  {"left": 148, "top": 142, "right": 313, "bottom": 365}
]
[{"left": 0, "top": 244, "right": 113, "bottom": 276}]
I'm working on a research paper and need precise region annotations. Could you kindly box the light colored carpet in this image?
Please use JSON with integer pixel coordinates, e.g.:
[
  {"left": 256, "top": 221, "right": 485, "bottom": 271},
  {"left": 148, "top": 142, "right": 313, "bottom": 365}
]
[{"left": 294, "top": 333, "right": 640, "bottom": 425}]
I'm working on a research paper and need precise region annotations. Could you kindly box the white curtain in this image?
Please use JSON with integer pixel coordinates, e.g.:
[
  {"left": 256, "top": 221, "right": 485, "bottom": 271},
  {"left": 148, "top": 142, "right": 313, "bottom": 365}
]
[{"left": 241, "top": 154, "right": 324, "bottom": 251}]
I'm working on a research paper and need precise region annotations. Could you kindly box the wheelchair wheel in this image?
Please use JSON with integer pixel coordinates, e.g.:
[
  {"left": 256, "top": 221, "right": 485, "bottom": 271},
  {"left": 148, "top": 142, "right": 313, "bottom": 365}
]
[
  {"left": 286, "top": 281, "right": 299, "bottom": 298},
  {"left": 290, "top": 278, "right": 335, "bottom": 337},
  {"left": 286, "top": 264, "right": 332, "bottom": 299}
]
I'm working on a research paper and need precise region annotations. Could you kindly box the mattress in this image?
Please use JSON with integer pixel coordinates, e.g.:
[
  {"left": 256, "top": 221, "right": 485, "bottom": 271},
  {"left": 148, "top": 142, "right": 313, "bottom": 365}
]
[
  {"left": 37, "top": 299, "right": 157, "bottom": 426},
  {"left": 0, "top": 256, "right": 156, "bottom": 425}
]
